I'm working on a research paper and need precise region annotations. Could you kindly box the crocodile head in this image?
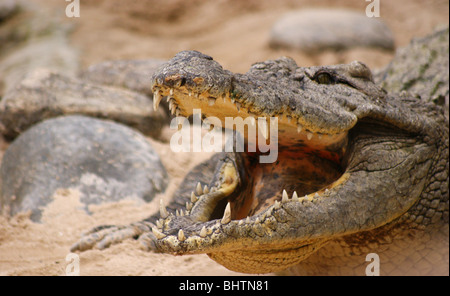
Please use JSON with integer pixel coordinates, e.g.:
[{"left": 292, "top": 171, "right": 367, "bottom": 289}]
[{"left": 148, "top": 50, "right": 448, "bottom": 273}]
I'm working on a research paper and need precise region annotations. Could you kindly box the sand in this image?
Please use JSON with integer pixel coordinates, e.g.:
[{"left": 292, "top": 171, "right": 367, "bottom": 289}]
[{"left": 0, "top": 0, "right": 448, "bottom": 276}]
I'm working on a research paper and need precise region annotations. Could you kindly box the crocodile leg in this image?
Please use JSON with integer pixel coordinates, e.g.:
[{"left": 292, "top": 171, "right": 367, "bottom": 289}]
[{"left": 70, "top": 152, "right": 236, "bottom": 252}]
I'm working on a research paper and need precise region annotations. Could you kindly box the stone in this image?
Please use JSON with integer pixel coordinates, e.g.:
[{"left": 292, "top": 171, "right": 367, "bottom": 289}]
[
  {"left": 0, "top": 0, "right": 18, "bottom": 21},
  {"left": 269, "top": 9, "right": 394, "bottom": 53},
  {"left": 0, "top": 115, "right": 168, "bottom": 222},
  {"left": 81, "top": 59, "right": 167, "bottom": 96},
  {"left": 0, "top": 2, "right": 79, "bottom": 94},
  {"left": 0, "top": 69, "right": 167, "bottom": 139}
]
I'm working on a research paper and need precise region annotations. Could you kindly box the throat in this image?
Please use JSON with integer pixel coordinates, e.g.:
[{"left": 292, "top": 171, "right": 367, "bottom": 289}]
[{"left": 230, "top": 150, "right": 345, "bottom": 219}]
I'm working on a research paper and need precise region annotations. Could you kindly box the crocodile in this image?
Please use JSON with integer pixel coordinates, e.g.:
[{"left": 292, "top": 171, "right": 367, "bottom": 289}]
[{"left": 71, "top": 49, "right": 449, "bottom": 275}]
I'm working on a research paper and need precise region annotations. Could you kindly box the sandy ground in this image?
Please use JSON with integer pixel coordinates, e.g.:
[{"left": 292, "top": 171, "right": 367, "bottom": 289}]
[{"left": 0, "top": 0, "right": 448, "bottom": 276}]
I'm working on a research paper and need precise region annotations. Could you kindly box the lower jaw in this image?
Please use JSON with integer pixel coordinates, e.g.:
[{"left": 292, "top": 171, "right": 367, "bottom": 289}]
[{"left": 207, "top": 239, "right": 328, "bottom": 274}]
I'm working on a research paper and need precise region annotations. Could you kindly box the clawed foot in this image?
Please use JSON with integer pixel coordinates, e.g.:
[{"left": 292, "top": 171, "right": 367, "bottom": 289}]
[{"left": 70, "top": 221, "right": 157, "bottom": 252}]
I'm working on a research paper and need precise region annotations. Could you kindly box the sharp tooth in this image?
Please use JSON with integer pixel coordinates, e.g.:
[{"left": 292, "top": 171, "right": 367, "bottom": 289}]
[
  {"left": 169, "top": 88, "right": 174, "bottom": 96},
  {"left": 188, "top": 91, "right": 192, "bottom": 97},
  {"left": 178, "top": 229, "right": 186, "bottom": 241},
  {"left": 274, "top": 200, "right": 281, "bottom": 209},
  {"left": 156, "top": 219, "right": 163, "bottom": 229},
  {"left": 282, "top": 189, "right": 289, "bottom": 203},
  {"left": 159, "top": 199, "right": 169, "bottom": 219},
  {"left": 208, "top": 97, "right": 216, "bottom": 106},
  {"left": 314, "top": 193, "right": 320, "bottom": 198},
  {"left": 221, "top": 202, "right": 232, "bottom": 224},
  {"left": 152, "top": 227, "right": 166, "bottom": 239},
  {"left": 238, "top": 220, "right": 244, "bottom": 226},
  {"left": 190, "top": 191, "right": 198, "bottom": 203},
  {"left": 199, "top": 226, "right": 207, "bottom": 238},
  {"left": 325, "top": 188, "right": 330, "bottom": 193},
  {"left": 246, "top": 216, "right": 251, "bottom": 224},
  {"left": 175, "top": 108, "right": 180, "bottom": 117},
  {"left": 186, "top": 201, "right": 193, "bottom": 211},
  {"left": 196, "top": 182, "right": 203, "bottom": 195},
  {"left": 255, "top": 217, "right": 260, "bottom": 224},
  {"left": 307, "top": 132, "right": 313, "bottom": 140},
  {"left": 236, "top": 102, "right": 241, "bottom": 111},
  {"left": 222, "top": 94, "right": 226, "bottom": 102},
  {"left": 176, "top": 209, "right": 180, "bottom": 216},
  {"left": 231, "top": 98, "right": 235, "bottom": 103},
  {"left": 153, "top": 89, "right": 162, "bottom": 111},
  {"left": 292, "top": 191, "right": 299, "bottom": 200},
  {"left": 297, "top": 124, "right": 303, "bottom": 133},
  {"left": 203, "top": 185, "right": 210, "bottom": 194}
]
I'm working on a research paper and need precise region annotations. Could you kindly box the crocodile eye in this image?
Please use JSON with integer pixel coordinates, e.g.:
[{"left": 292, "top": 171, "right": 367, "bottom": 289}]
[{"left": 315, "top": 72, "right": 332, "bottom": 84}]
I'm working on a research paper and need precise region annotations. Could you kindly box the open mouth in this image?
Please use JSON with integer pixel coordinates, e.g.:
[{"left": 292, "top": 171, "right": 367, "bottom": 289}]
[{"left": 152, "top": 83, "right": 350, "bottom": 231}]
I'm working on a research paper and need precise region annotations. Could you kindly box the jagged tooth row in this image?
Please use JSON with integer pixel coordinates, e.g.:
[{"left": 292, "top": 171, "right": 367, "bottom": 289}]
[
  {"left": 155, "top": 187, "right": 330, "bottom": 243},
  {"left": 161, "top": 181, "right": 214, "bottom": 221},
  {"left": 154, "top": 86, "right": 336, "bottom": 140}
]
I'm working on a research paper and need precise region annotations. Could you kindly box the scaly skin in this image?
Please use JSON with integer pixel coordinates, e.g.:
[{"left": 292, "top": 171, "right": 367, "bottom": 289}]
[{"left": 72, "top": 50, "right": 448, "bottom": 275}]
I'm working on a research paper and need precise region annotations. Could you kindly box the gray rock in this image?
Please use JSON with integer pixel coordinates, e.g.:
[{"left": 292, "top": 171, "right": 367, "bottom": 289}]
[
  {"left": 269, "top": 9, "right": 395, "bottom": 53},
  {"left": 0, "top": 0, "right": 18, "bottom": 21},
  {"left": 81, "top": 59, "right": 167, "bottom": 96},
  {"left": 0, "top": 69, "right": 167, "bottom": 139},
  {"left": 0, "top": 115, "right": 168, "bottom": 222},
  {"left": 0, "top": 2, "right": 78, "bottom": 94},
  {"left": 375, "top": 26, "right": 449, "bottom": 111},
  {"left": 0, "top": 35, "right": 79, "bottom": 94}
]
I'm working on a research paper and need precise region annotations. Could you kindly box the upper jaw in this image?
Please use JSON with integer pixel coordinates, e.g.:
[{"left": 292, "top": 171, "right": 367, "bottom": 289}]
[
  {"left": 150, "top": 51, "right": 385, "bottom": 139},
  {"left": 150, "top": 52, "right": 363, "bottom": 148}
]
